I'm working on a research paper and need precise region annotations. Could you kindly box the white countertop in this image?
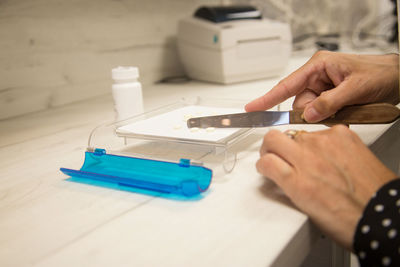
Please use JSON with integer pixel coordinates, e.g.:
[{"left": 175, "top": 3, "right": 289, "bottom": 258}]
[{"left": 0, "top": 55, "right": 393, "bottom": 267}]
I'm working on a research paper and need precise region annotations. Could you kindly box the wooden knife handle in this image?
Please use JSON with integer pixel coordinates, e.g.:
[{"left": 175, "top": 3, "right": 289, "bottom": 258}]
[{"left": 289, "top": 103, "right": 400, "bottom": 124}]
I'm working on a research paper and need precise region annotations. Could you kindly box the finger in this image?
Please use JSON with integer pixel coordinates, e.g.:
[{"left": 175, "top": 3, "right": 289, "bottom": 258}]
[
  {"left": 259, "top": 130, "right": 302, "bottom": 166},
  {"left": 245, "top": 62, "right": 321, "bottom": 112},
  {"left": 303, "top": 77, "right": 363, "bottom": 122},
  {"left": 256, "top": 153, "right": 294, "bottom": 188},
  {"left": 292, "top": 89, "right": 318, "bottom": 110}
]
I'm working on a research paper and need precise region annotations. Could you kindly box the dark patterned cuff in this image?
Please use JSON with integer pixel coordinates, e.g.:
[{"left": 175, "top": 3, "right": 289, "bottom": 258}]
[{"left": 353, "top": 178, "right": 400, "bottom": 267}]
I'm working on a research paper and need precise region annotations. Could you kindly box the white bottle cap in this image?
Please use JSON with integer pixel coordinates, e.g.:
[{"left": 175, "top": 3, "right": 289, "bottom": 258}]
[{"left": 112, "top": 66, "right": 139, "bottom": 80}]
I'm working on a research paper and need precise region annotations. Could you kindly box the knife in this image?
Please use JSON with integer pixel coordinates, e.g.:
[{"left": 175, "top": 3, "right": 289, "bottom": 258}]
[{"left": 187, "top": 103, "right": 400, "bottom": 128}]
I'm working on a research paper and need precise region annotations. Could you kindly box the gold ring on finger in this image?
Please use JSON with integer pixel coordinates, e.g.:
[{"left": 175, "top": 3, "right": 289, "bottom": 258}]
[{"left": 285, "top": 129, "right": 306, "bottom": 140}]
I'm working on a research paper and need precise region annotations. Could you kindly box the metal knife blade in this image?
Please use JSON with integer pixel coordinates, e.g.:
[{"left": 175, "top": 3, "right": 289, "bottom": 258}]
[
  {"left": 187, "top": 111, "right": 289, "bottom": 128},
  {"left": 187, "top": 103, "right": 400, "bottom": 128}
]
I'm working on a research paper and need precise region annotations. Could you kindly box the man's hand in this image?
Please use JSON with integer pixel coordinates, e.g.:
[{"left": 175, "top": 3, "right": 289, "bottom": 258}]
[
  {"left": 245, "top": 52, "right": 399, "bottom": 122},
  {"left": 256, "top": 126, "right": 397, "bottom": 249}
]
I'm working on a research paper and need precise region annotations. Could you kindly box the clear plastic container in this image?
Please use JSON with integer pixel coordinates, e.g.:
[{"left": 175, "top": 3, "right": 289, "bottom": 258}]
[{"left": 60, "top": 97, "right": 254, "bottom": 197}]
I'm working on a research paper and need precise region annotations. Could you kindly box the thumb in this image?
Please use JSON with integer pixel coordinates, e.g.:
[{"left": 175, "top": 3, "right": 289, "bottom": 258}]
[
  {"left": 303, "top": 81, "right": 356, "bottom": 122},
  {"left": 303, "top": 104, "right": 326, "bottom": 123}
]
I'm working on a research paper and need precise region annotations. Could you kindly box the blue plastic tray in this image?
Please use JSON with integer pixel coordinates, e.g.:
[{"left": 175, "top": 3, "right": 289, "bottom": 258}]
[{"left": 60, "top": 149, "right": 212, "bottom": 197}]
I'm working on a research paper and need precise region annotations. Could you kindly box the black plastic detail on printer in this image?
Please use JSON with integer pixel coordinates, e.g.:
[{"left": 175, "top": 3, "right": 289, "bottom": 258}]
[{"left": 194, "top": 6, "right": 262, "bottom": 23}]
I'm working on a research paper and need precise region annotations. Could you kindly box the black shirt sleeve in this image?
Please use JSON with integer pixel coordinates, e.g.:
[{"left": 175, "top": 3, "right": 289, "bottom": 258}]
[{"left": 353, "top": 178, "right": 400, "bottom": 267}]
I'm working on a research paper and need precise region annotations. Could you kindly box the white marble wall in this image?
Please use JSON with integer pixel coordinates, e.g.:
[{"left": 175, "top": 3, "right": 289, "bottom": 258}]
[
  {"left": 0, "top": 0, "right": 392, "bottom": 120},
  {"left": 0, "top": 0, "right": 222, "bottom": 120},
  {"left": 233, "top": 0, "right": 394, "bottom": 41}
]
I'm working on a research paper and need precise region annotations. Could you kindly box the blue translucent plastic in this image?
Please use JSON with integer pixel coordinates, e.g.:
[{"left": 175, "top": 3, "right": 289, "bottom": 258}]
[{"left": 60, "top": 149, "right": 212, "bottom": 197}]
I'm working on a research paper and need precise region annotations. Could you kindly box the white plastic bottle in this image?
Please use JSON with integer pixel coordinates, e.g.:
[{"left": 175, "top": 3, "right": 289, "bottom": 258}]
[{"left": 111, "top": 66, "right": 144, "bottom": 121}]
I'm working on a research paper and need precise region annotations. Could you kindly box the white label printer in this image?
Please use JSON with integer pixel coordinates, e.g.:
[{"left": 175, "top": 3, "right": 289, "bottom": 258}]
[{"left": 177, "top": 6, "right": 292, "bottom": 84}]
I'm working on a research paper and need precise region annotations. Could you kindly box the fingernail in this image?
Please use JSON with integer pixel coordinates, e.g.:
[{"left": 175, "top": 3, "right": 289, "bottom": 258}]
[{"left": 304, "top": 107, "right": 320, "bottom": 122}]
